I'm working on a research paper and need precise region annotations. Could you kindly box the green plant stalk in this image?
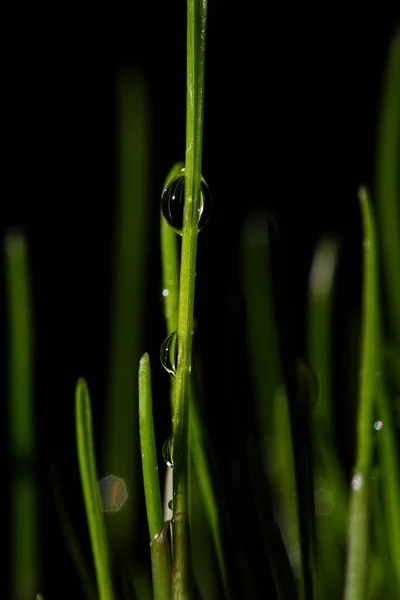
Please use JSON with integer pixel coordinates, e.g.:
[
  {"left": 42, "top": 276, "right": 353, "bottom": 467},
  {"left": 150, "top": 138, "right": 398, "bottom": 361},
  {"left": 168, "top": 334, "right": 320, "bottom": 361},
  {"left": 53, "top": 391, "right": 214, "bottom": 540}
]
[
  {"left": 4, "top": 231, "right": 38, "bottom": 600},
  {"left": 161, "top": 165, "right": 227, "bottom": 594},
  {"left": 76, "top": 379, "right": 115, "bottom": 600},
  {"left": 307, "top": 235, "right": 346, "bottom": 598},
  {"left": 104, "top": 71, "right": 150, "bottom": 552},
  {"left": 161, "top": 161, "right": 183, "bottom": 336},
  {"left": 344, "top": 188, "right": 379, "bottom": 600},
  {"left": 52, "top": 474, "right": 97, "bottom": 600},
  {"left": 376, "top": 29, "right": 400, "bottom": 346},
  {"left": 376, "top": 378, "right": 400, "bottom": 591},
  {"left": 139, "top": 352, "right": 172, "bottom": 600},
  {"left": 172, "top": 1, "right": 208, "bottom": 597},
  {"left": 151, "top": 523, "right": 173, "bottom": 600}
]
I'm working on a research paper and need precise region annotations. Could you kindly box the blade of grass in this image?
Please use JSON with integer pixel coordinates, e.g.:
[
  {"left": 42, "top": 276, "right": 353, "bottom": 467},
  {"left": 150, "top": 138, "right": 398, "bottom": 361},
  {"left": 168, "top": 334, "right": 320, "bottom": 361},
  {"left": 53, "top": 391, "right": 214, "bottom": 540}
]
[
  {"left": 375, "top": 29, "right": 400, "bottom": 346},
  {"left": 306, "top": 235, "right": 347, "bottom": 598},
  {"left": 103, "top": 70, "right": 150, "bottom": 552},
  {"left": 76, "top": 378, "right": 115, "bottom": 600},
  {"left": 4, "top": 230, "right": 38, "bottom": 600},
  {"left": 241, "top": 213, "right": 302, "bottom": 594},
  {"left": 51, "top": 471, "right": 97, "bottom": 600},
  {"left": 138, "top": 352, "right": 172, "bottom": 600},
  {"left": 344, "top": 187, "right": 379, "bottom": 600},
  {"left": 375, "top": 377, "right": 400, "bottom": 592},
  {"left": 161, "top": 162, "right": 227, "bottom": 595},
  {"left": 171, "top": 0, "right": 209, "bottom": 597}
]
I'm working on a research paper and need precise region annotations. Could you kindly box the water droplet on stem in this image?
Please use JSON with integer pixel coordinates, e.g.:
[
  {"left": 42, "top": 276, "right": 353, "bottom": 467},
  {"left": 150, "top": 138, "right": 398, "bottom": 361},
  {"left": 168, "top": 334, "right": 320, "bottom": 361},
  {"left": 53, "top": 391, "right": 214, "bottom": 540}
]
[
  {"left": 161, "top": 167, "right": 212, "bottom": 234},
  {"left": 162, "top": 435, "right": 174, "bottom": 468},
  {"left": 160, "top": 331, "right": 178, "bottom": 376}
]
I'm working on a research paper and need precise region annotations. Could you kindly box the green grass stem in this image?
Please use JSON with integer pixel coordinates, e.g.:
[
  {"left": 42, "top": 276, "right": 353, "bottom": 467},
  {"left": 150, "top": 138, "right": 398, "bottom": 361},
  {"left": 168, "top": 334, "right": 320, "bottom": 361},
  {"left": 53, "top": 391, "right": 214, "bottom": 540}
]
[
  {"left": 171, "top": 1, "right": 208, "bottom": 597},
  {"left": 4, "top": 230, "right": 38, "bottom": 600},
  {"left": 375, "top": 29, "right": 400, "bottom": 346},
  {"left": 344, "top": 188, "right": 379, "bottom": 600},
  {"left": 76, "top": 379, "right": 115, "bottom": 600},
  {"left": 103, "top": 71, "right": 150, "bottom": 552}
]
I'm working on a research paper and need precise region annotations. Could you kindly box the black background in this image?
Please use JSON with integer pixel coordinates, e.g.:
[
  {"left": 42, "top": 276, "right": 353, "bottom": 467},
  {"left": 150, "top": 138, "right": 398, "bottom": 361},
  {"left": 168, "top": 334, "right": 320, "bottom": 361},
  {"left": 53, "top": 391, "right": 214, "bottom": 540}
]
[{"left": 2, "top": 3, "right": 399, "bottom": 598}]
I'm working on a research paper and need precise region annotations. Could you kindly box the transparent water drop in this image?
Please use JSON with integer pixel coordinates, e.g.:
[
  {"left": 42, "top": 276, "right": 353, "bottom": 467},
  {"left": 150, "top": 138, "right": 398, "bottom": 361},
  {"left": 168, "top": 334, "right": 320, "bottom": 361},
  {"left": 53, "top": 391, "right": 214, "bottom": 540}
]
[
  {"left": 160, "top": 331, "right": 178, "bottom": 376},
  {"left": 162, "top": 435, "right": 174, "bottom": 468},
  {"left": 295, "top": 358, "right": 318, "bottom": 408},
  {"left": 161, "top": 167, "right": 212, "bottom": 234},
  {"left": 373, "top": 420, "right": 383, "bottom": 431},
  {"left": 168, "top": 499, "right": 173, "bottom": 510}
]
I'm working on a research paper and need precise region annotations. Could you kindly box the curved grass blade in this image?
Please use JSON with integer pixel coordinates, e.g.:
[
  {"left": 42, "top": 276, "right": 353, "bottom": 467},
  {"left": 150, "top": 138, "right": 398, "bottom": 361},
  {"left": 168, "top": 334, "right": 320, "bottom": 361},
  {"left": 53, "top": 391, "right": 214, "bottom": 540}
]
[
  {"left": 306, "top": 235, "right": 347, "bottom": 597},
  {"left": 139, "top": 352, "right": 172, "bottom": 600},
  {"left": 103, "top": 70, "right": 151, "bottom": 553},
  {"left": 241, "top": 213, "right": 302, "bottom": 594},
  {"left": 375, "top": 29, "right": 400, "bottom": 346},
  {"left": 76, "top": 378, "right": 115, "bottom": 600},
  {"left": 4, "top": 230, "right": 38, "bottom": 600},
  {"left": 344, "top": 188, "right": 379, "bottom": 600}
]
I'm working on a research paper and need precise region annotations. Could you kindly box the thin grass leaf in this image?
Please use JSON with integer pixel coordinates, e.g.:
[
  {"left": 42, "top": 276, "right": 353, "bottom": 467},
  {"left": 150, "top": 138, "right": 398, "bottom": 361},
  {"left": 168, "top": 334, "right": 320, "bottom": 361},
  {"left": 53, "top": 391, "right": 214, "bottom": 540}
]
[
  {"left": 375, "top": 378, "right": 400, "bottom": 593},
  {"left": 161, "top": 161, "right": 183, "bottom": 336},
  {"left": 51, "top": 471, "right": 97, "bottom": 600},
  {"left": 170, "top": 0, "right": 209, "bottom": 596},
  {"left": 161, "top": 158, "right": 227, "bottom": 595},
  {"left": 139, "top": 352, "right": 172, "bottom": 599},
  {"left": 4, "top": 230, "right": 38, "bottom": 600},
  {"left": 103, "top": 70, "right": 150, "bottom": 552},
  {"left": 241, "top": 214, "right": 301, "bottom": 592},
  {"left": 76, "top": 378, "right": 115, "bottom": 600},
  {"left": 375, "top": 29, "right": 400, "bottom": 346},
  {"left": 306, "top": 235, "right": 347, "bottom": 598},
  {"left": 344, "top": 187, "right": 379, "bottom": 600}
]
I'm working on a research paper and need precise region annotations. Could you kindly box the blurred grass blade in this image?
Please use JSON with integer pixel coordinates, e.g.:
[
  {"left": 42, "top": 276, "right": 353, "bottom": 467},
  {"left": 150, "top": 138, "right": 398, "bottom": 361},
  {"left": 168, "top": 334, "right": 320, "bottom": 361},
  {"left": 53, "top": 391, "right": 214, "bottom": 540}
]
[
  {"left": 51, "top": 472, "right": 97, "bottom": 600},
  {"left": 103, "top": 70, "right": 151, "bottom": 552},
  {"left": 189, "top": 391, "right": 228, "bottom": 597},
  {"left": 375, "top": 29, "right": 400, "bottom": 346},
  {"left": 247, "top": 436, "right": 299, "bottom": 600},
  {"left": 241, "top": 213, "right": 301, "bottom": 592},
  {"left": 76, "top": 378, "right": 115, "bottom": 600},
  {"left": 139, "top": 352, "right": 171, "bottom": 599},
  {"left": 306, "top": 235, "right": 347, "bottom": 597},
  {"left": 344, "top": 188, "right": 379, "bottom": 600},
  {"left": 4, "top": 230, "right": 38, "bottom": 600},
  {"left": 376, "top": 378, "right": 400, "bottom": 591}
]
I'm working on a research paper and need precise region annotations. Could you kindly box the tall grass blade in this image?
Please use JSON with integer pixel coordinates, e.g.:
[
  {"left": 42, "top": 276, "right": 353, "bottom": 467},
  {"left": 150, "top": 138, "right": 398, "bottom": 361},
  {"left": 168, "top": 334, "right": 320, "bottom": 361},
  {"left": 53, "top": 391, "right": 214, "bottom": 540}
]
[
  {"left": 161, "top": 162, "right": 227, "bottom": 594},
  {"left": 4, "top": 230, "right": 38, "bottom": 600},
  {"left": 344, "top": 188, "right": 379, "bottom": 600},
  {"left": 76, "top": 378, "right": 115, "bottom": 600},
  {"left": 376, "top": 378, "right": 400, "bottom": 592},
  {"left": 241, "top": 214, "right": 301, "bottom": 593},
  {"left": 306, "top": 235, "right": 347, "bottom": 598},
  {"left": 103, "top": 70, "right": 150, "bottom": 552},
  {"left": 375, "top": 29, "right": 400, "bottom": 346}
]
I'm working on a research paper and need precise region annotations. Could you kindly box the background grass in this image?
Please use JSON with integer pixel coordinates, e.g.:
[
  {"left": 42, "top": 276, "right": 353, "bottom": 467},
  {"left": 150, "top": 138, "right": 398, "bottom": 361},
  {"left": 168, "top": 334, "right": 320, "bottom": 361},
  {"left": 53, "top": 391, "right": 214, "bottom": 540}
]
[{"left": 2, "top": 6, "right": 400, "bottom": 600}]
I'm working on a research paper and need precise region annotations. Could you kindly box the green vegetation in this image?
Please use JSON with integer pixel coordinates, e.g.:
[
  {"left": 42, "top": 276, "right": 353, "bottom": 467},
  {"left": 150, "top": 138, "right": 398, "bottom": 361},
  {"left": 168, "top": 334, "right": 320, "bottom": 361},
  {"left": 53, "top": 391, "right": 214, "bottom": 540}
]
[{"left": 5, "top": 5, "right": 399, "bottom": 600}]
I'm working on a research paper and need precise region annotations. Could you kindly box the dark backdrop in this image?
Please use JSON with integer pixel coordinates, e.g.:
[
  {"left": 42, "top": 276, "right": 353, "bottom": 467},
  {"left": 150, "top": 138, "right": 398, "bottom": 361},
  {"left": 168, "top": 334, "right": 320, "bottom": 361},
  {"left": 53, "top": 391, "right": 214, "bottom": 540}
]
[{"left": 2, "top": 3, "right": 399, "bottom": 598}]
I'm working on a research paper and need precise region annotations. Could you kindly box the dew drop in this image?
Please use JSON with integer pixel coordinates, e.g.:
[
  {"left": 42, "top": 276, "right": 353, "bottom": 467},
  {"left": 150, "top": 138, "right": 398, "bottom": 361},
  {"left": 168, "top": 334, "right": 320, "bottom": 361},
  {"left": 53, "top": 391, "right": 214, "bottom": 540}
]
[
  {"left": 168, "top": 499, "right": 173, "bottom": 510},
  {"left": 373, "top": 420, "right": 383, "bottom": 431},
  {"left": 161, "top": 167, "right": 212, "bottom": 234},
  {"left": 295, "top": 358, "right": 318, "bottom": 408},
  {"left": 160, "top": 331, "right": 178, "bottom": 376},
  {"left": 162, "top": 435, "right": 174, "bottom": 468}
]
